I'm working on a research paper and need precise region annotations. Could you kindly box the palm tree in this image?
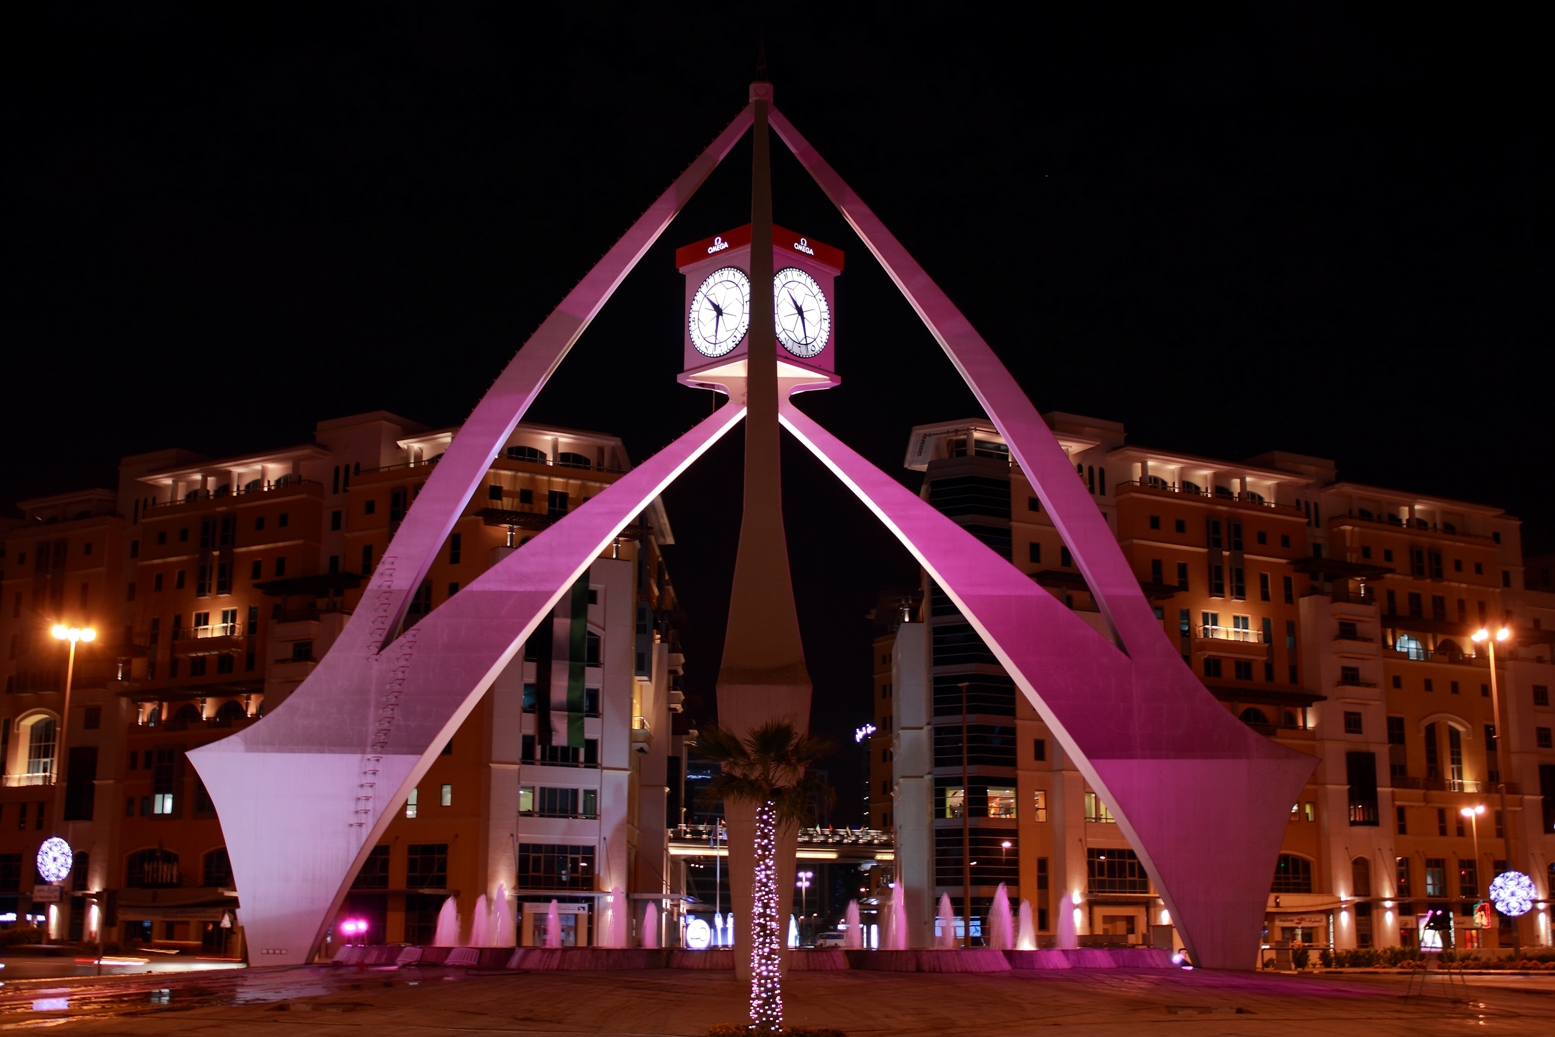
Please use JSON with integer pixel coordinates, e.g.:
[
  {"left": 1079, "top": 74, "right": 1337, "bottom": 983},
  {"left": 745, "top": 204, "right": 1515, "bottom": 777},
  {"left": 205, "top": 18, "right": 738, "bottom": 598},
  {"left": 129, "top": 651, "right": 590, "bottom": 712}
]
[{"left": 698, "top": 719, "right": 835, "bottom": 1035}]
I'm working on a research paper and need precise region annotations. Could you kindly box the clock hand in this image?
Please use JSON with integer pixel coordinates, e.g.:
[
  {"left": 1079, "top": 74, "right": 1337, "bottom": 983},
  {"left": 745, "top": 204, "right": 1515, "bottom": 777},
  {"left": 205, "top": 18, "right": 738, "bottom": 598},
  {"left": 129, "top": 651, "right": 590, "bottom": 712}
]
[{"left": 787, "top": 290, "right": 808, "bottom": 338}]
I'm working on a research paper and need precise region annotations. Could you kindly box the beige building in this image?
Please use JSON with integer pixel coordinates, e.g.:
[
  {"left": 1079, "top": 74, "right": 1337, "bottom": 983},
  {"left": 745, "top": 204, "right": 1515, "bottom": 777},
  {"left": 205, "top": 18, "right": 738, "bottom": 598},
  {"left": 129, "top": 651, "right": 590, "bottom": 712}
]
[{"left": 883, "top": 414, "right": 1554, "bottom": 956}]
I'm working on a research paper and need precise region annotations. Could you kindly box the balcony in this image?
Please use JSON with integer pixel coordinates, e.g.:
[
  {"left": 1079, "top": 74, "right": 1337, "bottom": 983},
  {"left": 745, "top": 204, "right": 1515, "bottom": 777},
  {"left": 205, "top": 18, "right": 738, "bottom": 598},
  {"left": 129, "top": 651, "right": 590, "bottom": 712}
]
[
  {"left": 1114, "top": 480, "right": 1303, "bottom": 513},
  {"left": 176, "top": 622, "right": 243, "bottom": 641},
  {"left": 631, "top": 715, "right": 651, "bottom": 746},
  {"left": 1331, "top": 511, "right": 1495, "bottom": 542},
  {"left": 2, "top": 773, "right": 55, "bottom": 787},
  {"left": 1390, "top": 776, "right": 1520, "bottom": 795},
  {"left": 144, "top": 476, "right": 324, "bottom": 513},
  {"left": 1200, "top": 625, "right": 1266, "bottom": 643},
  {"left": 1335, "top": 676, "right": 1379, "bottom": 689}
]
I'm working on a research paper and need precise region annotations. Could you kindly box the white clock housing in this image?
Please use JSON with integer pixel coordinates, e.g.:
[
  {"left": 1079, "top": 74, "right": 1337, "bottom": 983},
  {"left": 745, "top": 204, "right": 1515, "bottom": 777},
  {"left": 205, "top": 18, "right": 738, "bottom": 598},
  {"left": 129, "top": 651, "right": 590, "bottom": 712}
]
[
  {"left": 773, "top": 267, "right": 830, "bottom": 359},
  {"left": 688, "top": 266, "right": 751, "bottom": 358}
]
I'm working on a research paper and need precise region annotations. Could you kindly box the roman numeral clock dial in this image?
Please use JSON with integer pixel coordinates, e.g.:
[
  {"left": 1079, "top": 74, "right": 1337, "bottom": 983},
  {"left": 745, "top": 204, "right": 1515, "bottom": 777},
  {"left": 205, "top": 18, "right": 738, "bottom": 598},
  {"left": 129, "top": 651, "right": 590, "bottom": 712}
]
[
  {"left": 688, "top": 267, "right": 752, "bottom": 357},
  {"left": 773, "top": 267, "right": 830, "bottom": 359}
]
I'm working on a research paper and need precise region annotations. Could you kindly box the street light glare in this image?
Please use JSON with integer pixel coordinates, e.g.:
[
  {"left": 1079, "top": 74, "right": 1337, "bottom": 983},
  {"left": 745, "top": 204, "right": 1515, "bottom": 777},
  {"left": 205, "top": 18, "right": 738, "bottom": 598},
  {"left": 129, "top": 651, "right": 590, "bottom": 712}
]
[
  {"left": 1496, "top": 627, "right": 1510, "bottom": 641},
  {"left": 80, "top": 628, "right": 96, "bottom": 642},
  {"left": 51, "top": 624, "right": 68, "bottom": 639}
]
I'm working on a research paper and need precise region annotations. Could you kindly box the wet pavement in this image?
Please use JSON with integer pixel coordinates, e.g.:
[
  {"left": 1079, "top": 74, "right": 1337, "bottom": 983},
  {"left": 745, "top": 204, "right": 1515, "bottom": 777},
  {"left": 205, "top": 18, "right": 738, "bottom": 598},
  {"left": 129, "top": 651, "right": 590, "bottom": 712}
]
[{"left": 0, "top": 961, "right": 1550, "bottom": 1034}]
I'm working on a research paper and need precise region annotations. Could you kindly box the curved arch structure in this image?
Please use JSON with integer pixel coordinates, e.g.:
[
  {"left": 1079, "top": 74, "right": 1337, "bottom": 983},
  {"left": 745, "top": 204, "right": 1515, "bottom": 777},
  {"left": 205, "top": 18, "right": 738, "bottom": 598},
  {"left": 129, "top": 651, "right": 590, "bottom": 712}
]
[{"left": 189, "top": 93, "right": 1314, "bottom": 970}]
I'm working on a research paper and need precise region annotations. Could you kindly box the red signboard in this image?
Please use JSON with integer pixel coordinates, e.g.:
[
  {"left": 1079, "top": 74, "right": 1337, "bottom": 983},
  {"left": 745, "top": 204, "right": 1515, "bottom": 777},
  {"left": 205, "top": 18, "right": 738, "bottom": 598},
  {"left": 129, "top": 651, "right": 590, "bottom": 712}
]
[{"left": 676, "top": 224, "right": 844, "bottom": 273}]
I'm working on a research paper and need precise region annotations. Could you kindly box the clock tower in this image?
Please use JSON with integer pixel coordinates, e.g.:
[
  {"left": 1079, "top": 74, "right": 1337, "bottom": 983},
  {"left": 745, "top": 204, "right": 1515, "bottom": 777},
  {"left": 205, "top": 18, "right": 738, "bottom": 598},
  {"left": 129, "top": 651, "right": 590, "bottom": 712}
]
[{"left": 675, "top": 224, "right": 844, "bottom": 396}]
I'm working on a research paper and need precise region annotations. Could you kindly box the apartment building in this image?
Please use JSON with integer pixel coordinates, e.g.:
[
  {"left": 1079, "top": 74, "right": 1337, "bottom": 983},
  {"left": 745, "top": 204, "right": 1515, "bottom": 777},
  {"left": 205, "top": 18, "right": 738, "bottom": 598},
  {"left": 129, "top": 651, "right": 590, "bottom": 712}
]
[
  {"left": 0, "top": 412, "right": 689, "bottom": 955},
  {"left": 884, "top": 414, "right": 1555, "bottom": 956}
]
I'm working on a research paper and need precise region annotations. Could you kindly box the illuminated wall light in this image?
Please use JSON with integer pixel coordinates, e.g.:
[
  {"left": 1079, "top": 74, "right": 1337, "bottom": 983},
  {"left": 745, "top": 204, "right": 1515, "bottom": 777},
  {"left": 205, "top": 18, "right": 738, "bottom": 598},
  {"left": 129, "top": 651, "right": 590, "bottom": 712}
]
[
  {"left": 1071, "top": 891, "right": 1083, "bottom": 906},
  {"left": 1160, "top": 910, "right": 1170, "bottom": 925}
]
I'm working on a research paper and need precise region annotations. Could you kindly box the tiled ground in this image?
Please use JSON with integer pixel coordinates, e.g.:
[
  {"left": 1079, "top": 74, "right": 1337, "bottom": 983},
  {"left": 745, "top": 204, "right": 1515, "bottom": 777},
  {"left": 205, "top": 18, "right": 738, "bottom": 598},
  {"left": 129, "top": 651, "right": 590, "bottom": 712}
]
[{"left": 1, "top": 963, "right": 1552, "bottom": 1035}]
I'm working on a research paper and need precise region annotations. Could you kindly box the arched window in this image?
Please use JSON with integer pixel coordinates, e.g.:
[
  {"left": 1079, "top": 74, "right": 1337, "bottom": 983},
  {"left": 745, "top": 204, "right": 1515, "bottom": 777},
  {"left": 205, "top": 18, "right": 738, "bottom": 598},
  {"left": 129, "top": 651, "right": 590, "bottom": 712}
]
[
  {"left": 213, "top": 700, "right": 246, "bottom": 728},
  {"left": 1239, "top": 707, "right": 1270, "bottom": 728},
  {"left": 506, "top": 445, "right": 546, "bottom": 464},
  {"left": 1147, "top": 475, "right": 1168, "bottom": 490},
  {"left": 25, "top": 716, "right": 56, "bottom": 781},
  {"left": 557, "top": 452, "right": 591, "bottom": 470},
  {"left": 1436, "top": 638, "right": 1463, "bottom": 660},
  {"left": 1098, "top": 467, "right": 1106, "bottom": 495},
  {"left": 146, "top": 705, "right": 161, "bottom": 727},
  {"left": 170, "top": 703, "right": 201, "bottom": 730},
  {"left": 1272, "top": 854, "right": 1313, "bottom": 893},
  {"left": 127, "top": 848, "right": 180, "bottom": 888},
  {"left": 1215, "top": 485, "right": 1235, "bottom": 499},
  {"left": 1181, "top": 481, "right": 1201, "bottom": 496},
  {"left": 1395, "top": 634, "right": 1427, "bottom": 661},
  {"left": 203, "top": 848, "right": 233, "bottom": 889},
  {"left": 1351, "top": 857, "right": 1371, "bottom": 897}
]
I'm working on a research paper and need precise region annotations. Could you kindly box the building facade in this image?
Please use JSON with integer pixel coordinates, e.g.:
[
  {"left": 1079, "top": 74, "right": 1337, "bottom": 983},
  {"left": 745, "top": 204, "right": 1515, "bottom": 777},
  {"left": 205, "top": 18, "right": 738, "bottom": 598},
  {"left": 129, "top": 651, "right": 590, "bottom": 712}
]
[
  {"left": 885, "top": 414, "right": 1555, "bottom": 957},
  {"left": 0, "top": 412, "right": 690, "bottom": 954}
]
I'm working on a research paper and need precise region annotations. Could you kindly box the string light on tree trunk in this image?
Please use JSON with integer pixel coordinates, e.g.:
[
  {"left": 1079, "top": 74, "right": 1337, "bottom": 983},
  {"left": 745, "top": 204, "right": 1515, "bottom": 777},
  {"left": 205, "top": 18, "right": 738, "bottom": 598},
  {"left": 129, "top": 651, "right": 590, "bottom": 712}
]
[{"left": 749, "top": 798, "right": 784, "bottom": 1032}]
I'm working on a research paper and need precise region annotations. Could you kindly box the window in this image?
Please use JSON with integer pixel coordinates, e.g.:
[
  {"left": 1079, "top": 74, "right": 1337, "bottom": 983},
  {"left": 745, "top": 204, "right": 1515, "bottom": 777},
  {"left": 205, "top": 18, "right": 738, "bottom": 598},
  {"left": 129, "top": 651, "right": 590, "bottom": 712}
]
[
  {"left": 1149, "top": 516, "right": 1160, "bottom": 530},
  {"left": 1032, "top": 738, "right": 1046, "bottom": 762},
  {"left": 507, "top": 445, "right": 546, "bottom": 463},
  {"left": 1059, "top": 546, "right": 1072, "bottom": 568},
  {"left": 274, "top": 557, "right": 286, "bottom": 577},
  {"left": 331, "top": 509, "right": 342, "bottom": 531},
  {"left": 1272, "top": 855, "right": 1312, "bottom": 893},
  {"left": 25, "top": 717, "right": 56, "bottom": 781},
  {"left": 1176, "top": 562, "right": 1189, "bottom": 590},
  {"left": 405, "top": 787, "right": 418, "bottom": 818},
  {"left": 1344, "top": 711, "right": 1363, "bottom": 734},
  {"left": 1175, "top": 519, "right": 1186, "bottom": 534},
  {"left": 1234, "top": 660, "right": 1253, "bottom": 680},
  {"left": 365, "top": 499, "right": 377, "bottom": 515},
  {"left": 1536, "top": 685, "right": 1550, "bottom": 707},
  {"left": 1259, "top": 573, "right": 1271, "bottom": 601},
  {"left": 1083, "top": 791, "right": 1115, "bottom": 824},
  {"left": 1435, "top": 807, "right": 1447, "bottom": 836},
  {"left": 558, "top": 452, "right": 591, "bottom": 470},
  {"left": 1346, "top": 752, "right": 1379, "bottom": 826},
  {"left": 84, "top": 706, "right": 101, "bottom": 730},
  {"left": 1032, "top": 789, "right": 1048, "bottom": 822},
  {"left": 361, "top": 545, "right": 373, "bottom": 576},
  {"left": 1028, "top": 496, "right": 1041, "bottom": 512},
  {"left": 449, "top": 534, "right": 462, "bottom": 565},
  {"left": 152, "top": 749, "right": 177, "bottom": 814},
  {"left": 1425, "top": 858, "right": 1447, "bottom": 897},
  {"left": 1028, "top": 542, "right": 1041, "bottom": 564},
  {"left": 1397, "top": 857, "right": 1412, "bottom": 897},
  {"left": 1088, "top": 849, "right": 1149, "bottom": 894},
  {"left": 1386, "top": 716, "right": 1405, "bottom": 745},
  {"left": 1282, "top": 575, "right": 1293, "bottom": 604},
  {"left": 1203, "top": 657, "right": 1222, "bottom": 678},
  {"left": 440, "top": 784, "right": 452, "bottom": 807},
  {"left": 203, "top": 848, "right": 233, "bottom": 889},
  {"left": 548, "top": 491, "right": 570, "bottom": 517},
  {"left": 1459, "top": 860, "right": 1478, "bottom": 899},
  {"left": 406, "top": 843, "right": 448, "bottom": 889},
  {"left": 127, "top": 849, "right": 180, "bottom": 888},
  {"left": 516, "top": 843, "right": 595, "bottom": 890},
  {"left": 1538, "top": 727, "right": 1554, "bottom": 749},
  {"left": 1340, "top": 666, "right": 1361, "bottom": 685},
  {"left": 1396, "top": 806, "right": 1407, "bottom": 835}
]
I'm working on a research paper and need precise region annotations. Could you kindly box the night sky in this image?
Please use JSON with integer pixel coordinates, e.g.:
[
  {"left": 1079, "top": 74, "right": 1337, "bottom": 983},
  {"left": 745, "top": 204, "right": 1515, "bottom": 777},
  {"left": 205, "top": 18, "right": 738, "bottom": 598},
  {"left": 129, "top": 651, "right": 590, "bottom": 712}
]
[{"left": 7, "top": 5, "right": 1549, "bottom": 824}]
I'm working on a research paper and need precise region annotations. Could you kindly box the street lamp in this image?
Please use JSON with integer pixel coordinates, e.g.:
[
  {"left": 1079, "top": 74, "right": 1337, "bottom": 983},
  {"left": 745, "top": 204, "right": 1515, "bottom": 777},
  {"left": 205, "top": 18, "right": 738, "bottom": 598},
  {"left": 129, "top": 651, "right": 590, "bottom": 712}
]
[
  {"left": 1460, "top": 805, "right": 1484, "bottom": 893},
  {"left": 796, "top": 870, "right": 813, "bottom": 946},
  {"left": 1473, "top": 624, "right": 1518, "bottom": 955},
  {"left": 39, "top": 626, "right": 94, "bottom": 939}
]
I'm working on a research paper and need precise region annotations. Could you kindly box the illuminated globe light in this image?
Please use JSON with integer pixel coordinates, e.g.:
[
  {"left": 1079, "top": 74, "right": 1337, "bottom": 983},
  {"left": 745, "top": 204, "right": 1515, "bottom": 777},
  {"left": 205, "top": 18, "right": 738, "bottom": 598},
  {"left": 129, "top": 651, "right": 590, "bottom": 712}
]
[
  {"left": 36, "top": 837, "right": 73, "bottom": 885},
  {"left": 685, "top": 916, "right": 712, "bottom": 950},
  {"left": 1489, "top": 871, "right": 1536, "bottom": 918}
]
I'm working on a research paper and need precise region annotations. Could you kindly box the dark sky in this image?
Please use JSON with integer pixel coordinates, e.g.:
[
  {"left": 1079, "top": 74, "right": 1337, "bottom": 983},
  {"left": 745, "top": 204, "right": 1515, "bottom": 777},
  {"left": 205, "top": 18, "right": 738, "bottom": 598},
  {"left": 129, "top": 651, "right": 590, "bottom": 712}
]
[{"left": 6, "top": 4, "right": 1549, "bottom": 823}]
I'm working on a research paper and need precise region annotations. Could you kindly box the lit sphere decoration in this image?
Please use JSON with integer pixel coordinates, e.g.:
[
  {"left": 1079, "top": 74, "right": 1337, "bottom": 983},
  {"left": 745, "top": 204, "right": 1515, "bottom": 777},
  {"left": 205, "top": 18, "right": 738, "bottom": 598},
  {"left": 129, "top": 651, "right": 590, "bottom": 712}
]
[
  {"left": 36, "top": 837, "right": 73, "bottom": 885},
  {"left": 1488, "top": 871, "right": 1535, "bottom": 918}
]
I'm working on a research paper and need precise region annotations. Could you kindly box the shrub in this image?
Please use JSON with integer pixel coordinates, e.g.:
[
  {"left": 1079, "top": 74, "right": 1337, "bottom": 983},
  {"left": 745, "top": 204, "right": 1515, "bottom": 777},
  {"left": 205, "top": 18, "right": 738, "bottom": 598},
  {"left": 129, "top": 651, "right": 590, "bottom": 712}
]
[
  {"left": 0, "top": 926, "right": 46, "bottom": 947},
  {"left": 1318, "top": 949, "right": 1333, "bottom": 968},
  {"left": 1292, "top": 947, "right": 1310, "bottom": 970}
]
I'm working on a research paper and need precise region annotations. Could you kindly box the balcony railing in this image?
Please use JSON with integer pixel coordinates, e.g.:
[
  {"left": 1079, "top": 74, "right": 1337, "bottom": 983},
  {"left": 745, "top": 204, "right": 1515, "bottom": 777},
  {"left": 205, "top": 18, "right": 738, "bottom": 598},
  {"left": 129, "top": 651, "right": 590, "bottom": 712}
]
[
  {"left": 1390, "top": 776, "right": 1520, "bottom": 794},
  {"left": 145, "top": 477, "right": 323, "bottom": 511},
  {"left": 1, "top": 772, "right": 55, "bottom": 787},
  {"left": 1199, "top": 625, "right": 1266, "bottom": 643},
  {"left": 174, "top": 623, "right": 243, "bottom": 641},
  {"left": 1115, "top": 480, "right": 1303, "bottom": 513},
  {"left": 1333, "top": 632, "right": 1376, "bottom": 643}
]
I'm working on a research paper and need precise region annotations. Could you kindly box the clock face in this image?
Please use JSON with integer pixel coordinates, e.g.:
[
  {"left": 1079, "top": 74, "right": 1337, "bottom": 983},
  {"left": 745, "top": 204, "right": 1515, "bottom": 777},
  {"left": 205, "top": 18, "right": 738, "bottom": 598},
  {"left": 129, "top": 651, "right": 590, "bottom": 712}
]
[
  {"left": 688, "top": 266, "right": 752, "bottom": 358},
  {"left": 773, "top": 267, "right": 831, "bottom": 359}
]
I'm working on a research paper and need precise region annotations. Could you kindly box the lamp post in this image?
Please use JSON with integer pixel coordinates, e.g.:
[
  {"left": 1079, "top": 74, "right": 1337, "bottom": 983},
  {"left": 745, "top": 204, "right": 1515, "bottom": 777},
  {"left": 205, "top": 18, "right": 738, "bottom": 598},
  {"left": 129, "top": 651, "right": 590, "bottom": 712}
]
[
  {"left": 796, "top": 870, "right": 813, "bottom": 946},
  {"left": 1472, "top": 625, "right": 1516, "bottom": 951},
  {"left": 41, "top": 625, "right": 94, "bottom": 941},
  {"left": 1460, "top": 804, "right": 1484, "bottom": 896},
  {"left": 959, "top": 682, "right": 972, "bottom": 948}
]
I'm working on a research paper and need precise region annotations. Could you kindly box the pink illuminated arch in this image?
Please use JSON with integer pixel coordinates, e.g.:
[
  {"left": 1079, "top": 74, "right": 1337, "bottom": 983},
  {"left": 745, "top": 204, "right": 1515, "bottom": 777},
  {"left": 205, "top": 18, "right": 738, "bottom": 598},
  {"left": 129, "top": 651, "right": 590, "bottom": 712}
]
[{"left": 190, "top": 92, "right": 1312, "bottom": 970}]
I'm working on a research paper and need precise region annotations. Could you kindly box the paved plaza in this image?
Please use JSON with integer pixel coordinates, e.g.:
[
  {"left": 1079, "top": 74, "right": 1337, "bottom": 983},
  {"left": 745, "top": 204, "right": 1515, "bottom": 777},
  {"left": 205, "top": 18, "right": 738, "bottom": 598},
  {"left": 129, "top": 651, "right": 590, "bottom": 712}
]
[{"left": 1, "top": 965, "right": 1552, "bottom": 1035}]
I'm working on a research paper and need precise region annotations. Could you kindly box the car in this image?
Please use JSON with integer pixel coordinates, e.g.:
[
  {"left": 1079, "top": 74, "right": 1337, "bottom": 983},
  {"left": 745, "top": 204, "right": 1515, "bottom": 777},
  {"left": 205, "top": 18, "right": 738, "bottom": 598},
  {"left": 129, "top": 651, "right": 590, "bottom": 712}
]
[{"left": 813, "top": 931, "right": 846, "bottom": 948}]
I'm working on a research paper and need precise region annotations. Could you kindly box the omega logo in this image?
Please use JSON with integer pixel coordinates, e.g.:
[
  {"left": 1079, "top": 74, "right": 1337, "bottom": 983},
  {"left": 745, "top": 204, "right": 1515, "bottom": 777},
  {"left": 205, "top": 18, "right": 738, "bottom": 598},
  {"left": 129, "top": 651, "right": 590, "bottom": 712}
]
[
  {"left": 707, "top": 236, "right": 730, "bottom": 255},
  {"left": 793, "top": 237, "right": 815, "bottom": 255}
]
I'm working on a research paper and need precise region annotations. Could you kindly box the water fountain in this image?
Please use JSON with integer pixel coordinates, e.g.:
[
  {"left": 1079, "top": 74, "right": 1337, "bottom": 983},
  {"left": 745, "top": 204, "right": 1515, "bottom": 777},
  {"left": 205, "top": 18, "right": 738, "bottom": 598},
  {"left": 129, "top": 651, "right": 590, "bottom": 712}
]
[
  {"left": 843, "top": 900, "right": 862, "bottom": 949},
  {"left": 988, "top": 883, "right": 1013, "bottom": 950},
  {"left": 468, "top": 894, "right": 491, "bottom": 947},
  {"left": 491, "top": 883, "right": 514, "bottom": 947},
  {"left": 1056, "top": 894, "right": 1079, "bottom": 949},
  {"left": 1016, "top": 899, "right": 1037, "bottom": 951},
  {"left": 433, "top": 896, "right": 461, "bottom": 947},
  {"left": 641, "top": 902, "right": 659, "bottom": 948},
  {"left": 787, "top": 914, "right": 800, "bottom": 949},
  {"left": 545, "top": 900, "right": 563, "bottom": 948},
  {"left": 598, "top": 887, "right": 625, "bottom": 948},
  {"left": 936, "top": 894, "right": 957, "bottom": 949},
  {"left": 887, "top": 891, "right": 908, "bottom": 950}
]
